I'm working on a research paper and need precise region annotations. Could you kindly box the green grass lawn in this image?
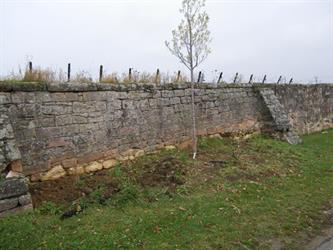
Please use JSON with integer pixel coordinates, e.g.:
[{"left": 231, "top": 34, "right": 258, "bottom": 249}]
[{"left": 1, "top": 130, "right": 333, "bottom": 250}]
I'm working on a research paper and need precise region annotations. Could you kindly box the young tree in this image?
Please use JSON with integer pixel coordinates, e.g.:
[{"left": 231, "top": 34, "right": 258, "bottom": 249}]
[{"left": 165, "top": 0, "right": 212, "bottom": 159}]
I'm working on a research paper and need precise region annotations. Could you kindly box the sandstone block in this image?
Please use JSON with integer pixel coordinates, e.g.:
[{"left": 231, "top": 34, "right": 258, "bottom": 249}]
[
  {"left": 121, "top": 149, "right": 135, "bottom": 157},
  {"left": 129, "top": 155, "right": 135, "bottom": 160},
  {"left": 41, "top": 165, "right": 66, "bottom": 181},
  {"left": 134, "top": 150, "right": 145, "bottom": 158},
  {"left": 103, "top": 149, "right": 118, "bottom": 159},
  {"left": 117, "top": 155, "right": 130, "bottom": 162},
  {"left": 30, "top": 173, "right": 42, "bottom": 182},
  {"left": 102, "top": 159, "right": 118, "bottom": 169},
  {"left": 68, "top": 166, "right": 85, "bottom": 175},
  {"left": 84, "top": 161, "right": 103, "bottom": 173},
  {"left": 165, "top": 145, "right": 176, "bottom": 150},
  {"left": 209, "top": 134, "right": 222, "bottom": 139},
  {"left": 9, "top": 160, "right": 23, "bottom": 173},
  {"left": 62, "top": 158, "right": 77, "bottom": 169},
  {"left": 178, "top": 139, "right": 192, "bottom": 149}
]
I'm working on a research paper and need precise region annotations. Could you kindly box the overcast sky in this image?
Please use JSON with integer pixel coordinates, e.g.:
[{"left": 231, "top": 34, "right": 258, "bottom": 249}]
[{"left": 1, "top": 0, "right": 332, "bottom": 83}]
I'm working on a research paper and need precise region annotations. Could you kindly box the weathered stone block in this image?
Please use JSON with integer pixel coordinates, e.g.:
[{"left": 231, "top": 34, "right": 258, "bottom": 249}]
[
  {"left": 0, "top": 93, "right": 11, "bottom": 104},
  {"left": 152, "top": 90, "right": 161, "bottom": 98},
  {"left": 5, "top": 171, "right": 24, "bottom": 179},
  {"left": 4, "top": 140, "right": 22, "bottom": 161},
  {"left": 0, "top": 197, "right": 18, "bottom": 212},
  {"left": 84, "top": 161, "right": 103, "bottom": 173},
  {"left": 102, "top": 159, "right": 118, "bottom": 169},
  {"left": 62, "top": 158, "right": 77, "bottom": 169},
  {"left": 165, "top": 145, "right": 176, "bottom": 150},
  {"left": 11, "top": 92, "right": 35, "bottom": 104},
  {"left": 134, "top": 150, "right": 145, "bottom": 158},
  {"left": 174, "top": 90, "right": 185, "bottom": 97},
  {"left": 47, "top": 82, "right": 98, "bottom": 92},
  {"left": 137, "top": 99, "right": 149, "bottom": 110},
  {"left": 116, "top": 92, "right": 129, "bottom": 99},
  {"left": 0, "top": 203, "right": 33, "bottom": 218},
  {"left": 8, "top": 160, "right": 23, "bottom": 172},
  {"left": 148, "top": 98, "right": 158, "bottom": 108},
  {"left": 41, "top": 104, "right": 72, "bottom": 115},
  {"left": 0, "top": 179, "right": 28, "bottom": 200},
  {"left": 41, "top": 165, "right": 66, "bottom": 181},
  {"left": 77, "top": 152, "right": 104, "bottom": 165},
  {"left": 107, "top": 99, "right": 122, "bottom": 110},
  {"left": 38, "top": 117, "right": 55, "bottom": 127},
  {"left": 161, "top": 98, "right": 170, "bottom": 106},
  {"left": 181, "top": 96, "right": 191, "bottom": 104},
  {"left": 47, "top": 137, "right": 71, "bottom": 148},
  {"left": 68, "top": 166, "right": 85, "bottom": 175},
  {"left": 72, "top": 115, "right": 88, "bottom": 124},
  {"left": 95, "top": 101, "right": 107, "bottom": 111},
  {"left": 18, "top": 193, "right": 32, "bottom": 206},
  {"left": 55, "top": 115, "right": 73, "bottom": 126},
  {"left": 51, "top": 92, "right": 79, "bottom": 102}
]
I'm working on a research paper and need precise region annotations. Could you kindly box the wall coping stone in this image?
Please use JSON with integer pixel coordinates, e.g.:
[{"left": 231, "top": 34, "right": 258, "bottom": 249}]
[{"left": 0, "top": 81, "right": 331, "bottom": 93}]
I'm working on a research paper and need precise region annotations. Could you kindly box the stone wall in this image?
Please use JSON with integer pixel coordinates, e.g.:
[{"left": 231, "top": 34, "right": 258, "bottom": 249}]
[
  {"left": 0, "top": 82, "right": 332, "bottom": 181},
  {"left": 0, "top": 96, "right": 22, "bottom": 174},
  {"left": 0, "top": 178, "right": 32, "bottom": 217},
  {"left": 274, "top": 85, "right": 333, "bottom": 134}
]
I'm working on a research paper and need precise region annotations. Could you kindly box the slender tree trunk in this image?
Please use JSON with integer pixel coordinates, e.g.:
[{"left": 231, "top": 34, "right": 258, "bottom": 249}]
[
  {"left": 190, "top": 68, "right": 197, "bottom": 159},
  {"left": 187, "top": 16, "right": 197, "bottom": 160}
]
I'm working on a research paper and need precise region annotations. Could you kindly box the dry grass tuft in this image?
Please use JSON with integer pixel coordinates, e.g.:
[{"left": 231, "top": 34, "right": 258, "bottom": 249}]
[
  {"left": 1, "top": 66, "right": 191, "bottom": 85},
  {"left": 22, "top": 68, "right": 56, "bottom": 83},
  {"left": 170, "top": 72, "right": 189, "bottom": 83},
  {"left": 72, "top": 71, "right": 93, "bottom": 83},
  {"left": 100, "top": 72, "right": 119, "bottom": 84}
]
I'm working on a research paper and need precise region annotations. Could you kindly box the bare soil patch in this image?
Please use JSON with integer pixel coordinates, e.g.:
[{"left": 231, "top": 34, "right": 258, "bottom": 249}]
[
  {"left": 29, "top": 170, "right": 119, "bottom": 208},
  {"left": 136, "top": 156, "right": 186, "bottom": 189},
  {"left": 29, "top": 156, "right": 188, "bottom": 208}
]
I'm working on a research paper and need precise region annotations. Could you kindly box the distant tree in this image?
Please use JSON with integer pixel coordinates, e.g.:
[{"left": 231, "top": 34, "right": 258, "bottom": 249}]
[{"left": 165, "top": 0, "right": 212, "bottom": 159}]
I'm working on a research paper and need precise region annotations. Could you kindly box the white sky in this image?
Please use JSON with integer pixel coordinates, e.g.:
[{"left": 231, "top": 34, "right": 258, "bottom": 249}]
[{"left": 1, "top": 0, "right": 332, "bottom": 83}]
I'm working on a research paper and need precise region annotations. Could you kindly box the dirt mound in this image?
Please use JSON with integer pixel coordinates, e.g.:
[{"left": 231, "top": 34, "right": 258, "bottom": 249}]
[
  {"left": 29, "top": 170, "right": 119, "bottom": 208},
  {"left": 30, "top": 157, "right": 187, "bottom": 208},
  {"left": 137, "top": 156, "right": 186, "bottom": 189}
]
